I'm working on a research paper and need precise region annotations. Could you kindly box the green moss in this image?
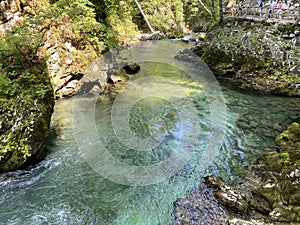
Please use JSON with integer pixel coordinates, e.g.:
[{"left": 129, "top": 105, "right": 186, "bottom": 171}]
[
  {"left": 276, "top": 122, "right": 300, "bottom": 152},
  {"left": 0, "top": 93, "right": 53, "bottom": 172},
  {"left": 201, "top": 46, "right": 232, "bottom": 68},
  {"left": 264, "top": 152, "right": 291, "bottom": 173}
]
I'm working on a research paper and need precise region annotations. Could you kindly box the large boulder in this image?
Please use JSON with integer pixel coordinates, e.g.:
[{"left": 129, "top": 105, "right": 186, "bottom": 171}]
[
  {"left": 192, "top": 19, "right": 300, "bottom": 96},
  {"left": 0, "top": 0, "right": 54, "bottom": 173},
  {"left": 0, "top": 94, "right": 53, "bottom": 172}
]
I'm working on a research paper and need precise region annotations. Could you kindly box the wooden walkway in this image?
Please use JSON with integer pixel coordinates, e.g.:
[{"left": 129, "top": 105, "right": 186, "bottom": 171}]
[{"left": 225, "top": 5, "right": 300, "bottom": 25}]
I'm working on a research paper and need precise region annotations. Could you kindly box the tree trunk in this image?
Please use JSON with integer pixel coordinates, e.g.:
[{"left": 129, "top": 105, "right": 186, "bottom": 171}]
[
  {"left": 198, "top": 0, "right": 213, "bottom": 17},
  {"left": 211, "top": 0, "right": 216, "bottom": 18},
  {"left": 134, "top": 0, "right": 155, "bottom": 33},
  {"left": 219, "top": 0, "right": 223, "bottom": 21}
]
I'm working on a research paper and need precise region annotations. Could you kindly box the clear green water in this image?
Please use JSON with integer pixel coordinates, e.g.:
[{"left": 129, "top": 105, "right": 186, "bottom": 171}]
[{"left": 0, "top": 40, "right": 299, "bottom": 225}]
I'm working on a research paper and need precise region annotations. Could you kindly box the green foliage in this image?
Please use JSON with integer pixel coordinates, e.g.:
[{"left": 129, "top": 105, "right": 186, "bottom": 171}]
[
  {"left": 45, "top": 0, "right": 116, "bottom": 53},
  {"left": 0, "top": 29, "right": 51, "bottom": 100},
  {"left": 182, "top": 0, "right": 221, "bottom": 31},
  {"left": 151, "top": 14, "right": 171, "bottom": 33},
  {"left": 89, "top": 0, "right": 138, "bottom": 42},
  {"left": 0, "top": 72, "right": 20, "bottom": 97},
  {"left": 139, "top": 0, "right": 185, "bottom": 33},
  {"left": 35, "top": 83, "right": 52, "bottom": 99}
]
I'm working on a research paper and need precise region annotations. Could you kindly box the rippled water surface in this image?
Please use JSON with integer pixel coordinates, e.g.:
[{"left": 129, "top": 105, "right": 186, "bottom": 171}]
[{"left": 1, "top": 40, "right": 300, "bottom": 225}]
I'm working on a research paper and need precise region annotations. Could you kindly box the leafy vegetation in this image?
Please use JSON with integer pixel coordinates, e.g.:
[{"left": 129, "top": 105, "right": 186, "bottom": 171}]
[{"left": 0, "top": 0, "right": 226, "bottom": 100}]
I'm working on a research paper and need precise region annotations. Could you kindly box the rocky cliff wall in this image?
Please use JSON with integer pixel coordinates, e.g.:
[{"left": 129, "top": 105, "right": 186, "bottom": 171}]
[
  {"left": 192, "top": 18, "right": 300, "bottom": 96},
  {"left": 0, "top": 0, "right": 54, "bottom": 172}
]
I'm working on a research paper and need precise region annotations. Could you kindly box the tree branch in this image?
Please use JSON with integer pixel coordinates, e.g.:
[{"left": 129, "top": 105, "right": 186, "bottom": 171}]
[
  {"left": 134, "top": 0, "right": 155, "bottom": 33},
  {"left": 198, "top": 0, "right": 213, "bottom": 17}
]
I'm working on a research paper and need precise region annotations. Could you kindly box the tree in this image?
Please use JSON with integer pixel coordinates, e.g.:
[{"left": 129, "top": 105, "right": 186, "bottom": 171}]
[
  {"left": 219, "top": 0, "right": 224, "bottom": 20},
  {"left": 134, "top": 0, "right": 155, "bottom": 33}
]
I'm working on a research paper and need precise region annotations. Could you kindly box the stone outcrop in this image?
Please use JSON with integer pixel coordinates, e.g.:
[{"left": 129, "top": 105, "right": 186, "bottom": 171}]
[
  {"left": 44, "top": 31, "right": 98, "bottom": 99},
  {"left": 76, "top": 61, "right": 141, "bottom": 96},
  {"left": 0, "top": 0, "right": 103, "bottom": 99},
  {"left": 0, "top": 0, "right": 23, "bottom": 34},
  {"left": 0, "top": 0, "right": 54, "bottom": 172},
  {"left": 172, "top": 123, "right": 300, "bottom": 224},
  {"left": 0, "top": 93, "right": 54, "bottom": 172},
  {"left": 192, "top": 19, "right": 300, "bottom": 96}
]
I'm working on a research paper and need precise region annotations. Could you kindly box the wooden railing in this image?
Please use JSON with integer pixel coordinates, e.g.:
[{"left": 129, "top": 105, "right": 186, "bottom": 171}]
[{"left": 225, "top": 5, "right": 300, "bottom": 24}]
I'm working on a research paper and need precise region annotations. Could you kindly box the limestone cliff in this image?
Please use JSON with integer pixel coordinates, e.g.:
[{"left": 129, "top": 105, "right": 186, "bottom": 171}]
[{"left": 192, "top": 19, "right": 300, "bottom": 96}]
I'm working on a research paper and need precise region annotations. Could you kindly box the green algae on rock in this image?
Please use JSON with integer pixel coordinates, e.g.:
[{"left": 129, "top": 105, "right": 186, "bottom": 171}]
[{"left": 228, "top": 122, "right": 300, "bottom": 223}]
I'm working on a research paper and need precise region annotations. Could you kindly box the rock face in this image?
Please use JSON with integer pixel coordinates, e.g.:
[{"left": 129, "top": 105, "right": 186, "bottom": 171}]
[
  {"left": 0, "top": 0, "right": 23, "bottom": 34},
  {"left": 44, "top": 34, "right": 97, "bottom": 99},
  {"left": 0, "top": 94, "right": 53, "bottom": 172},
  {"left": 192, "top": 19, "right": 300, "bottom": 96},
  {"left": 76, "top": 61, "right": 141, "bottom": 96},
  {"left": 172, "top": 182, "right": 230, "bottom": 225},
  {"left": 0, "top": 0, "right": 54, "bottom": 172},
  {"left": 172, "top": 123, "right": 300, "bottom": 224},
  {"left": 250, "top": 122, "right": 300, "bottom": 223}
]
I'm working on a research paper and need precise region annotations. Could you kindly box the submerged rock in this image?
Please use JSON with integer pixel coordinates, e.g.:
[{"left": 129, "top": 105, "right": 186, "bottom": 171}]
[
  {"left": 122, "top": 63, "right": 141, "bottom": 75},
  {"left": 172, "top": 182, "right": 230, "bottom": 224}
]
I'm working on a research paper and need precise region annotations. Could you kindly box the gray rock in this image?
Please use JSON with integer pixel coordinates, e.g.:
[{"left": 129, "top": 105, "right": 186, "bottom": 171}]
[
  {"left": 228, "top": 218, "right": 271, "bottom": 225},
  {"left": 65, "top": 80, "right": 78, "bottom": 89},
  {"left": 56, "top": 86, "right": 75, "bottom": 97},
  {"left": 136, "top": 32, "right": 166, "bottom": 41},
  {"left": 110, "top": 75, "right": 122, "bottom": 83}
]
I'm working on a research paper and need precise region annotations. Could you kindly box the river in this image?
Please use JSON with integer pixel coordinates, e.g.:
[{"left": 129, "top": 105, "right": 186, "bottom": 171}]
[{"left": 0, "top": 40, "right": 299, "bottom": 225}]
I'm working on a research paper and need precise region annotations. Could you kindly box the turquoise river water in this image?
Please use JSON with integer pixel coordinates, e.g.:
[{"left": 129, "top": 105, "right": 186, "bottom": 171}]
[{"left": 0, "top": 40, "right": 300, "bottom": 225}]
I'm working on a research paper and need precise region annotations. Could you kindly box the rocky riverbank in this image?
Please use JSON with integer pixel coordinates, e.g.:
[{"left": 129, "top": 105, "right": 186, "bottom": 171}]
[
  {"left": 192, "top": 18, "right": 300, "bottom": 96},
  {"left": 172, "top": 18, "right": 300, "bottom": 224},
  {"left": 172, "top": 122, "right": 300, "bottom": 224}
]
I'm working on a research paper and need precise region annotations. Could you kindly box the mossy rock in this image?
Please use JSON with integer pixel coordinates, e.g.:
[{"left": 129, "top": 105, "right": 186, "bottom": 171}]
[
  {"left": 275, "top": 122, "right": 300, "bottom": 152},
  {"left": 0, "top": 56, "right": 54, "bottom": 172},
  {"left": 192, "top": 20, "right": 300, "bottom": 97},
  {"left": 215, "top": 63, "right": 235, "bottom": 76},
  {"left": 249, "top": 123, "right": 300, "bottom": 222},
  {"left": 0, "top": 94, "right": 53, "bottom": 172},
  {"left": 122, "top": 63, "right": 141, "bottom": 75},
  {"left": 116, "top": 68, "right": 128, "bottom": 81},
  {"left": 201, "top": 46, "right": 233, "bottom": 69},
  {"left": 263, "top": 152, "right": 291, "bottom": 173}
]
